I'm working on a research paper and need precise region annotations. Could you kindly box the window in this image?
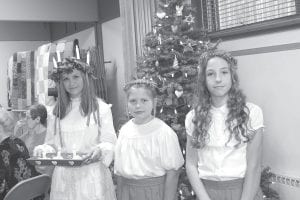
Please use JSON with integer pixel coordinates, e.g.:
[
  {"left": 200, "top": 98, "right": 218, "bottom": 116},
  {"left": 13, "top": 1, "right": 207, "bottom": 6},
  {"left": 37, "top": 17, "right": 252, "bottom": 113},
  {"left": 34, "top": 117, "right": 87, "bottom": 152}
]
[{"left": 199, "top": 0, "right": 300, "bottom": 37}]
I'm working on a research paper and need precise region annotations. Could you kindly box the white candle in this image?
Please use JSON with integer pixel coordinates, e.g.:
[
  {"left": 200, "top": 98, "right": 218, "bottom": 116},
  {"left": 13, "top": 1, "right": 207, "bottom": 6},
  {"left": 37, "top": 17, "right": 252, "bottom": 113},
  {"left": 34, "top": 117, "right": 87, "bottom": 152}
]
[
  {"left": 56, "top": 51, "right": 61, "bottom": 62},
  {"left": 42, "top": 151, "right": 47, "bottom": 159},
  {"left": 86, "top": 51, "right": 90, "bottom": 65},
  {"left": 53, "top": 57, "right": 58, "bottom": 68},
  {"left": 75, "top": 45, "right": 80, "bottom": 59}
]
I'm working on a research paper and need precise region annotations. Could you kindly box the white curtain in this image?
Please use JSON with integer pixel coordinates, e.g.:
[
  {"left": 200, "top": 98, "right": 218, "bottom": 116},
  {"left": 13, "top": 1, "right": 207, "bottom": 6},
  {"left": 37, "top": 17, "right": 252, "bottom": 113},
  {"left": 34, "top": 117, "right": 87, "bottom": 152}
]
[{"left": 119, "top": 0, "right": 156, "bottom": 81}]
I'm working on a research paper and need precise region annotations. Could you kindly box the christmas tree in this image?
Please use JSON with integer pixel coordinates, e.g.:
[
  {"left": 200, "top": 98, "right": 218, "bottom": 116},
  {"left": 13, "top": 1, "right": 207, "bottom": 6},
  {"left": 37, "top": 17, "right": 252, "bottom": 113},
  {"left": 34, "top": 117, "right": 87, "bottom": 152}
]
[{"left": 136, "top": 0, "right": 218, "bottom": 199}]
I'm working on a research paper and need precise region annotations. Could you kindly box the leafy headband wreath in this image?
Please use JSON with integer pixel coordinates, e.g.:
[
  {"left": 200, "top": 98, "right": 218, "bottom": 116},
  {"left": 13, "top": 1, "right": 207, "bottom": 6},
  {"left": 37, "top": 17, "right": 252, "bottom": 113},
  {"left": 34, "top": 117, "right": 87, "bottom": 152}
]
[
  {"left": 123, "top": 78, "right": 158, "bottom": 92},
  {"left": 50, "top": 39, "right": 101, "bottom": 148}
]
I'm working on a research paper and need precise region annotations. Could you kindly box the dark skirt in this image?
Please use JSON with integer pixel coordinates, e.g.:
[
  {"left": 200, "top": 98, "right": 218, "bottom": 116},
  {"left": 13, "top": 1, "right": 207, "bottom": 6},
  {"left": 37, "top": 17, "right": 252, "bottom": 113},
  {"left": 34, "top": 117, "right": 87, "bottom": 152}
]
[
  {"left": 201, "top": 178, "right": 263, "bottom": 200},
  {"left": 116, "top": 176, "right": 165, "bottom": 200}
]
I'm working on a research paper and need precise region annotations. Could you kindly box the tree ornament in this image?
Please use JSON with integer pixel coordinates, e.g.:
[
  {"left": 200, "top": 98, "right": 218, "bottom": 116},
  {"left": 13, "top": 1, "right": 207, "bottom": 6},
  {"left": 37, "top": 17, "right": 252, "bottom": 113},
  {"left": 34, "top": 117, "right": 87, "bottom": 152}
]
[
  {"left": 175, "top": 90, "right": 183, "bottom": 98},
  {"left": 153, "top": 27, "right": 157, "bottom": 34},
  {"left": 171, "top": 25, "right": 178, "bottom": 33},
  {"left": 156, "top": 11, "right": 166, "bottom": 19},
  {"left": 183, "top": 43, "right": 194, "bottom": 53},
  {"left": 172, "top": 55, "right": 179, "bottom": 69},
  {"left": 176, "top": 5, "right": 184, "bottom": 16},
  {"left": 184, "top": 13, "right": 195, "bottom": 24},
  {"left": 165, "top": 97, "right": 173, "bottom": 105},
  {"left": 175, "top": 85, "right": 183, "bottom": 98},
  {"left": 158, "top": 34, "right": 162, "bottom": 45},
  {"left": 155, "top": 60, "right": 159, "bottom": 67}
]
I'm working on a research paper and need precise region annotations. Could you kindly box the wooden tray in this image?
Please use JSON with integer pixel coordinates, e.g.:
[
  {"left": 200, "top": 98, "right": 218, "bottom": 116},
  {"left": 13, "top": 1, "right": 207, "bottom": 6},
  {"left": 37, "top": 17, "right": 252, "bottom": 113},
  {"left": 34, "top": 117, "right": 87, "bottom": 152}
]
[{"left": 27, "top": 153, "right": 87, "bottom": 167}]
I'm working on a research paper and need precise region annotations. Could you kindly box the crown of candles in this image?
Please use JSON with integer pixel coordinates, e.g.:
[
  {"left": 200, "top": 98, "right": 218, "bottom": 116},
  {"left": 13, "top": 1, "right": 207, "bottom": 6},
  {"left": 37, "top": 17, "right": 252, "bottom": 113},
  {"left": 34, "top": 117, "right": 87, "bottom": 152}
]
[{"left": 50, "top": 47, "right": 94, "bottom": 82}]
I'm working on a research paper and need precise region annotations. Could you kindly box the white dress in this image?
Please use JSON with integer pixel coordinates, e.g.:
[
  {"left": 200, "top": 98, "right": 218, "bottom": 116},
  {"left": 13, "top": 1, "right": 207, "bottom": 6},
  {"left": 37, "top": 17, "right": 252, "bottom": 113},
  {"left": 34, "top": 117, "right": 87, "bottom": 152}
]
[
  {"left": 40, "top": 98, "right": 117, "bottom": 200},
  {"left": 114, "top": 117, "right": 184, "bottom": 179}
]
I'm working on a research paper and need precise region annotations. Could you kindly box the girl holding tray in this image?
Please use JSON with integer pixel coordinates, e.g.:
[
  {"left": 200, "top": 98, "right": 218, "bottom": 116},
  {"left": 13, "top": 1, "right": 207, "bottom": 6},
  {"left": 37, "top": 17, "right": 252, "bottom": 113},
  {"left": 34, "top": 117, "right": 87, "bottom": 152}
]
[{"left": 34, "top": 43, "right": 117, "bottom": 200}]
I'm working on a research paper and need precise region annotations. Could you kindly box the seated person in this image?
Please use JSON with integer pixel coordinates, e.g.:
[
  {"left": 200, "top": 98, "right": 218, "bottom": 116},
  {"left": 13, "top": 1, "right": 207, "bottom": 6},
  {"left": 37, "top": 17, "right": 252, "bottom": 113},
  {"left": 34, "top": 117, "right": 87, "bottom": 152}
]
[
  {"left": 14, "top": 104, "right": 47, "bottom": 156},
  {"left": 0, "top": 110, "right": 16, "bottom": 142},
  {"left": 0, "top": 137, "right": 40, "bottom": 199}
]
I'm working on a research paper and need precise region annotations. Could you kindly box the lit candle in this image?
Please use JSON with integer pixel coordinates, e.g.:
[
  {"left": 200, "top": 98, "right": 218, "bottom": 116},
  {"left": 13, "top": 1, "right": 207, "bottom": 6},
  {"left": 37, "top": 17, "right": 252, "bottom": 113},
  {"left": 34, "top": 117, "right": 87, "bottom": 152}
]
[
  {"left": 42, "top": 151, "right": 47, "bottom": 159},
  {"left": 86, "top": 51, "right": 90, "bottom": 65},
  {"left": 160, "top": 107, "right": 164, "bottom": 113},
  {"left": 75, "top": 45, "right": 80, "bottom": 59},
  {"left": 56, "top": 51, "right": 61, "bottom": 62},
  {"left": 53, "top": 57, "right": 58, "bottom": 68},
  {"left": 55, "top": 147, "right": 63, "bottom": 159}
]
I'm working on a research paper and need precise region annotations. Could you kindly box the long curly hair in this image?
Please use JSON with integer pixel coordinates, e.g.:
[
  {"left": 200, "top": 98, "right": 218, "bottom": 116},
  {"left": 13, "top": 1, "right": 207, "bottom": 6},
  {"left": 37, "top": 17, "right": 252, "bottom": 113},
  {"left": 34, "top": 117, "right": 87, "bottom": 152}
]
[{"left": 192, "top": 50, "right": 253, "bottom": 149}]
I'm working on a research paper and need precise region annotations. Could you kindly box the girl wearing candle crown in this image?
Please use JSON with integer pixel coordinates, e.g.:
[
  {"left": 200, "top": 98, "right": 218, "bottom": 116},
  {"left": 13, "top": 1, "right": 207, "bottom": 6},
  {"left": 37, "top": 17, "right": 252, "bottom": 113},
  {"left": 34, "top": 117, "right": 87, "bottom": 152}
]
[
  {"left": 114, "top": 79, "right": 184, "bottom": 200},
  {"left": 34, "top": 40, "right": 117, "bottom": 200},
  {"left": 185, "top": 49, "right": 264, "bottom": 200}
]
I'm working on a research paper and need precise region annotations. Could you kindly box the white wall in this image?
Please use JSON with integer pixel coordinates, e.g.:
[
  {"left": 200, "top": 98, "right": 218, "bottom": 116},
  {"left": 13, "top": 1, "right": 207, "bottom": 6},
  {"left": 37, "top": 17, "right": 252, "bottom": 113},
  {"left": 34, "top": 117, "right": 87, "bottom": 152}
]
[
  {"left": 102, "top": 17, "right": 126, "bottom": 130},
  {"left": 220, "top": 28, "right": 300, "bottom": 200},
  {"left": 0, "top": 41, "right": 49, "bottom": 107}
]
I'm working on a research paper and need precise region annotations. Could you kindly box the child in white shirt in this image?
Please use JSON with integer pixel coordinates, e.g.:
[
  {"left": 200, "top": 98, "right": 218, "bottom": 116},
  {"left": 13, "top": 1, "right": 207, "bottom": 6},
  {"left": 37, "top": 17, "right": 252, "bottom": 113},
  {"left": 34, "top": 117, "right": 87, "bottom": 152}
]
[
  {"left": 185, "top": 50, "right": 264, "bottom": 200},
  {"left": 114, "top": 79, "right": 184, "bottom": 200}
]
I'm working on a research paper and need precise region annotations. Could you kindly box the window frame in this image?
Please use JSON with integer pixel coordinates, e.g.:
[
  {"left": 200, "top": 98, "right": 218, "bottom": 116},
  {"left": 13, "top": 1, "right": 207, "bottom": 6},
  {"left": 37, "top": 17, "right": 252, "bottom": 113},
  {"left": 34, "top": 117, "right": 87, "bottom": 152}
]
[{"left": 192, "top": 0, "right": 300, "bottom": 39}]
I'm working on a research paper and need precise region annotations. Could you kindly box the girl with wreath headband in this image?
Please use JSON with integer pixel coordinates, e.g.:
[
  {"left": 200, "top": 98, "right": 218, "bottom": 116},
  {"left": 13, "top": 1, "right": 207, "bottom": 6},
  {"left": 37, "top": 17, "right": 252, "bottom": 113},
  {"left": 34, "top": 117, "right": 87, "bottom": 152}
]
[
  {"left": 34, "top": 41, "right": 117, "bottom": 200},
  {"left": 185, "top": 49, "right": 264, "bottom": 200},
  {"left": 114, "top": 79, "right": 184, "bottom": 200}
]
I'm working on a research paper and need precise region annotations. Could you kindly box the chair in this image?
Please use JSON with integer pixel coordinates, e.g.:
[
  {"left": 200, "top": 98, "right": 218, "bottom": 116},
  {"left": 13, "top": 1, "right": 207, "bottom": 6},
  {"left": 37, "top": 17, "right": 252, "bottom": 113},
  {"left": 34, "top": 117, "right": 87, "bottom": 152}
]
[{"left": 4, "top": 174, "right": 51, "bottom": 200}]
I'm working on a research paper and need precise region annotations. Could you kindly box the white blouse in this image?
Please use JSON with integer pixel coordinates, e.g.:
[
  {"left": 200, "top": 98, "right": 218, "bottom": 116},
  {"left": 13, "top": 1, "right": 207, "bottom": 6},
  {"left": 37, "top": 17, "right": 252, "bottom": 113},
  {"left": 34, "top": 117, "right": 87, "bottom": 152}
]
[
  {"left": 114, "top": 118, "right": 184, "bottom": 179},
  {"left": 185, "top": 102, "right": 264, "bottom": 181},
  {"left": 35, "top": 98, "right": 117, "bottom": 167}
]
